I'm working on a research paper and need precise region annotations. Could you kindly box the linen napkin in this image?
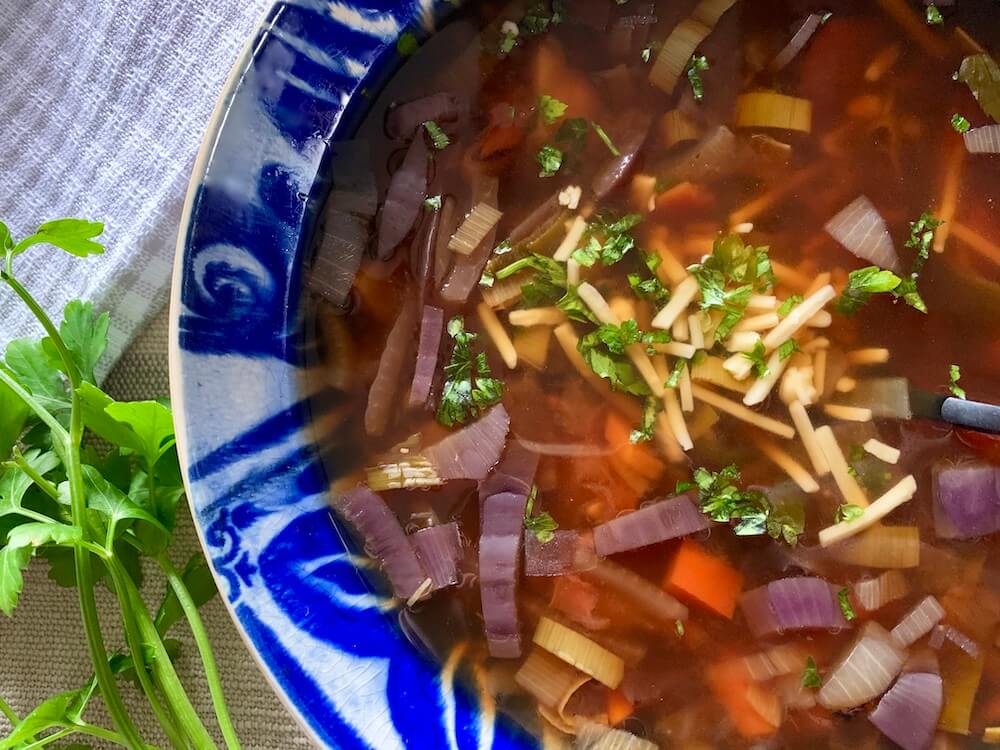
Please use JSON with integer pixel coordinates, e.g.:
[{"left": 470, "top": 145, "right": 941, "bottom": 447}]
[{"left": 0, "top": 0, "right": 272, "bottom": 375}]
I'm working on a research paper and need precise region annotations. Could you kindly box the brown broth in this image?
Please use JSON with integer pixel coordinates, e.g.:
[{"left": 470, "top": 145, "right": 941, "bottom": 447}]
[{"left": 307, "top": 1, "right": 1000, "bottom": 746}]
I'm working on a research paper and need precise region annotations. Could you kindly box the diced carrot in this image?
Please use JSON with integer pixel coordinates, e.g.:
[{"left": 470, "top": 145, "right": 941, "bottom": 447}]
[
  {"left": 663, "top": 540, "right": 744, "bottom": 618},
  {"left": 707, "top": 660, "right": 781, "bottom": 738},
  {"left": 604, "top": 412, "right": 664, "bottom": 482},
  {"left": 534, "top": 40, "right": 598, "bottom": 120},
  {"left": 607, "top": 688, "right": 634, "bottom": 726},
  {"left": 652, "top": 181, "right": 716, "bottom": 221}
]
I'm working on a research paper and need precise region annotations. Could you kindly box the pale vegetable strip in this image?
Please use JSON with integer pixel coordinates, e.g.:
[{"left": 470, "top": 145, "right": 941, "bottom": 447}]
[
  {"left": 508, "top": 307, "right": 566, "bottom": 327},
  {"left": 477, "top": 303, "right": 517, "bottom": 369},
  {"left": 950, "top": 221, "right": 1000, "bottom": 265},
  {"left": 553, "top": 323, "right": 642, "bottom": 421},
  {"left": 813, "top": 349, "right": 828, "bottom": 395},
  {"left": 567, "top": 258, "right": 581, "bottom": 286},
  {"left": 449, "top": 203, "right": 503, "bottom": 255},
  {"left": 818, "top": 475, "right": 918, "bottom": 547},
  {"left": 655, "top": 412, "right": 685, "bottom": 463},
  {"left": 553, "top": 216, "right": 587, "bottom": 261},
  {"left": 649, "top": 233, "right": 689, "bottom": 285},
  {"left": 863, "top": 438, "right": 901, "bottom": 464},
  {"left": 649, "top": 19, "right": 711, "bottom": 94},
  {"left": 828, "top": 526, "right": 920, "bottom": 569},
  {"left": 815, "top": 426, "right": 869, "bottom": 508},
  {"left": 663, "top": 388, "right": 693, "bottom": 451},
  {"left": 672, "top": 314, "right": 690, "bottom": 342},
  {"left": 805, "top": 271, "right": 832, "bottom": 297},
  {"left": 652, "top": 341, "right": 697, "bottom": 359},
  {"left": 652, "top": 276, "right": 700, "bottom": 329},
  {"left": 835, "top": 377, "right": 857, "bottom": 393},
  {"left": 533, "top": 616, "right": 625, "bottom": 689},
  {"left": 933, "top": 141, "right": 965, "bottom": 253},
  {"left": 687, "top": 314, "right": 705, "bottom": 349},
  {"left": 801, "top": 336, "right": 829, "bottom": 353},
  {"left": 734, "top": 91, "right": 812, "bottom": 133},
  {"left": 747, "top": 294, "right": 778, "bottom": 311},
  {"left": 823, "top": 404, "right": 873, "bottom": 422},
  {"left": 733, "top": 312, "right": 779, "bottom": 332},
  {"left": 758, "top": 438, "right": 819, "bottom": 493},
  {"left": 482, "top": 274, "right": 526, "bottom": 308},
  {"left": 679, "top": 366, "right": 694, "bottom": 413},
  {"left": 788, "top": 400, "right": 830, "bottom": 476},
  {"left": 744, "top": 351, "right": 789, "bottom": 406},
  {"left": 761, "top": 285, "right": 836, "bottom": 351},
  {"left": 846, "top": 348, "right": 890, "bottom": 365},
  {"left": 514, "top": 648, "right": 589, "bottom": 713},
  {"left": 578, "top": 282, "right": 664, "bottom": 397},
  {"left": 725, "top": 331, "right": 762, "bottom": 354},
  {"left": 723, "top": 352, "right": 754, "bottom": 380},
  {"left": 692, "top": 355, "right": 751, "bottom": 394},
  {"left": 807, "top": 310, "right": 832, "bottom": 328},
  {"left": 690, "top": 383, "right": 795, "bottom": 438}
]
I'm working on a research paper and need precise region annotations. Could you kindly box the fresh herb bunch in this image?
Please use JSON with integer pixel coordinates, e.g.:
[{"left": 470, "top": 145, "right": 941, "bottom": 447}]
[{"left": 0, "top": 218, "right": 239, "bottom": 749}]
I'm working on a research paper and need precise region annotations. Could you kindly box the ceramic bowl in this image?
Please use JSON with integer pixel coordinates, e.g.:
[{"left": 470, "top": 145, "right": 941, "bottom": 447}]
[{"left": 169, "top": 2, "right": 532, "bottom": 747}]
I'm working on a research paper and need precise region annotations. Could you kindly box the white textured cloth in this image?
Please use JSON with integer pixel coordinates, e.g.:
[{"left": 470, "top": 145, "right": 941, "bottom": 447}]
[{"left": 0, "top": 0, "right": 268, "bottom": 373}]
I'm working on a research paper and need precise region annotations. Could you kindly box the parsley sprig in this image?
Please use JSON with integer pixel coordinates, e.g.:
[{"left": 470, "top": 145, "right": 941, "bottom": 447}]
[
  {"left": 949, "top": 364, "right": 966, "bottom": 399},
  {"left": 572, "top": 212, "right": 644, "bottom": 268},
  {"left": 688, "top": 234, "right": 773, "bottom": 339},
  {"left": 437, "top": 317, "right": 505, "bottom": 427},
  {"left": 685, "top": 55, "right": 710, "bottom": 101},
  {"left": 524, "top": 486, "right": 559, "bottom": 542},
  {"left": 577, "top": 320, "right": 667, "bottom": 396}
]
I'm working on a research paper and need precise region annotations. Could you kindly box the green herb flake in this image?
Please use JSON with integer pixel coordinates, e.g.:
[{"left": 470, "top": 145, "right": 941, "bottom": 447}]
[
  {"left": 423, "top": 121, "right": 450, "bottom": 150},
  {"left": 802, "top": 657, "right": 823, "bottom": 688},
  {"left": 691, "top": 464, "right": 803, "bottom": 545},
  {"left": 835, "top": 266, "right": 901, "bottom": 317},
  {"left": 591, "top": 122, "right": 621, "bottom": 156},
  {"left": 630, "top": 396, "right": 661, "bottom": 444},
  {"left": 777, "top": 339, "right": 799, "bottom": 361},
  {"left": 777, "top": 295, "right": 803, "bottom": 317},
  {"left": 685, "top": 55, "right": 710, "bottom": 102},
  {"left": 524, "top": 487, "right": 559, "bottom": 543},
  {"left": 687, "top": 234, "right": 772, "bottom": 339},
  {"left": 926, "top": 4, "right": 944, "bottom": 25},
  {"left": 674, "top": 619, "right": 686, "bottom": 637},
  {"left": 499, "top": 29, "right": 518, "bottom": 55},
  {"left": 838, "top": 588, "right": 856, "bottom": 621},
  {"left": 436, "top": 316, "right": 505, "bottom": 427},
  {"left": 536, "top": 145, "right": 563, "bottom": 178},
  {"left": 479, "top": 270, "right": 496, "bottom": 289},
  {"left": 835, "top": 503, "right": 865, "bottom": 524},
  {"left": 742, "top": 341, "right": 770, "bottom": 379},
  {"left": 424, "top": 195, "right": 442, "bottom": 210},
  {"left": 397, "top": 32, "right": 419, "bottom": 56},
  {"left": 951, "top": 113, "right": 971, "bottom": 133},
  {"left": 538, "top": 95, "right": 568, "bottom": 125},
  {"left": 949, "top": 364, "right": 966, "bottom": 399},
  {"left": 665, "top": 357, "right": 688, "bottom": 389}
]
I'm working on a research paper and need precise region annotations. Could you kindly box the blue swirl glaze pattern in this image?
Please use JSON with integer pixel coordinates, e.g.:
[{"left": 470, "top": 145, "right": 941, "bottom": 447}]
[{"left": 170, "top": 2, "right": 538, "bottom": 747}]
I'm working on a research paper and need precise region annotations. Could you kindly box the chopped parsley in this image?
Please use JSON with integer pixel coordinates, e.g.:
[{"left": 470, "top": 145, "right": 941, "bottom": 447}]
[
  {"left": 926, "top": 4, "right": 944, "bottom": 25},
  {"left": 479, "top": 270, "right": 495, "bottom": 288},
  {"left": 578, "top": 328, "right": 651, "bottom": 396},
  {"left": 956, "top": 53, "right": 1000, "bottom": 123},
  {"left": 690, "top": 464, "right": 803, "bottom": 544},
  {"left": 778, "top": 339, "right": 799, "bottom": 361},
  {"left": 423, "top": 195, "right": 442, "bottom": 210},
  {"left": 592, "top": 122, "right": 620, "bottom": 156},
  {"left": 571, "top": 212, "right": 643, "bottom": 268},
  {"left": 423, "top": 121, "right": 450, "bottom": 150},
  {"left": 802, "top": 657, "right": 823, "bottom": 689},
  {"left": 396, "top": 32, "right": 419, "bottom": 56},
  {"left": 742, "top": 341, "right": 770, "bottom": 379},
  {"left": 688, "top": 234, "right": 773, "bottom": 339},
  {"left": 522, "top": 0, "right": 565, "bottom": 35},
  {"left": 436, "top": 316, "right": 504, "bottom": 427},
  {"left": 630, "top": 396, "right": 662, "bottom": 444},
  {"left": 949, "top": 364, "right": 966, "bottom": 399},
  {"left": 539, "top": 94, "right": 568, "bottom": 125},
  {"left": 777, "top": 295, "right": 803, "bottom": 316},
  {"left": 951, "top": 113, "right": 971, "bottom": 133},
  {"left": 628, "top": 251, "right": 671, "bottom": 307},
  {"left": 524, "top": 487, "right": 559, "bottom": 543},
  {"left": 499, "top": 28, "right": 518, "bottom": 55},
  {"left": 665, "top": 357, "right": 688, "bottom": 389},
  {"left": 837, "top": 588, "right": 856, "bottom": 621},
  {"left": 536, "top": 145, "right": 563, "bottom": 177},
  {"left": 835, "top": 503, "right": 865, "bottom": 524},
  {"left": 685, "top": 55, "right": 710, "bottom": 101},
  {"left": 892, "top": 211, "right": 942, "bottom": 314},
  {"left": 835, "top": 266, "right": 901, "bottom": 317}
]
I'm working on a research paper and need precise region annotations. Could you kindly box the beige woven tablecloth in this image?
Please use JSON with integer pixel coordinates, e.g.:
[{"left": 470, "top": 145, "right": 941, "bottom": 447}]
[{"left": 0, "top": 306, "right": 314, "bottom": 749}]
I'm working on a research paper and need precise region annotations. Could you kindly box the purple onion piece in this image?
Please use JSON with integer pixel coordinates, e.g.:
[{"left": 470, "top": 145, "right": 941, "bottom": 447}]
[
  {"left": 770, "top": 13, "right": 825, "bottom": 72},
  {"left": 411, "top": 203, "right": 441, "bottom": 311},
  {"left": 364, "top": 298, "right": 416, "bottom": 435},
  {"left": 480, "top": 491, "right": 530, "bottom": 658},
  {"left": 408, "top": 305, "right": 444, "bottom": 409},
  {"left": 410, "top": 522, "right": 462, "bottom": 590},
  {"left": 386, "top": 92, "right": 461, "bottom": 140},
  {"left": 479, "top": 439, "right": 540, "bottom": 501},
  {"left": 524, "top": 530, "right": 598, "bottom": 577},
  {"left": 424, "top": 404, "right": 510, "bottom": 480},
  {"left": 335, "top": 487, "right": 427, "bottom": 599},
  {"left": 377, "top": 134, "right": 428, "bottom": 260},
  {"left": 824, "top": 195, "right": 901, "bottom": 273},
  {"left": 932, "top": 462, "right": 1000, "bottom": 539},
  {"left": 869, "top": 672, "right": 943, "bottom": 750},
  {"left": 741, "top": 577, "right": 847, "bottom": 638},
  {"left": 592, "top": 112, "right": 652, "bottom": 200},
  {"left": 964, "top": 124, "right": 1000, "bottom": 154},
  {"left": 593, "top": 493, "right": 710, "bottom": 557}
]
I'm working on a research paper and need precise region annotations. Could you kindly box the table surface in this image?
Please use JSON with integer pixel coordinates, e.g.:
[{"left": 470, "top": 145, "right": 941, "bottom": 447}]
[{"left": 0, "top": 305, "right": 314, "bottom": 749}]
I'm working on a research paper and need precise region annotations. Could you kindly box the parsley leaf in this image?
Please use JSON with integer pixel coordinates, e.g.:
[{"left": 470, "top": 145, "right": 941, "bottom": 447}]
[
  {"left": 742, "top": 341, "right": 770, "bottom": 379},
  {"left": 628, "top": 273, "right": 671, "bottom": 307},
  {"left": 578, "top": 330, "right": 651, "bottom": 396},
  {"left": 524, "top": 487, "right": 558, "bottom": 542},
  {"left": 926, "top": 4, "right": 943, "bottom": 25},
  {"left": 835, "top": 266, "right": 901, "bottom": 316},
  {"left": 423, "top": 121, "right": 450, "bottom": 150},
  {"left": 904, "top": 211, "right": 941, "bottom": 276},
  {"left": 536, "top": 145, "right": 563, "bottom": 177},
  {"left": 630, "top": 396, "right": 661, "bottom": 444},
  {"left": 685, "top": 55, "right": 709, "bottom": 101},
  {"left": 778, "top": 339, "right": 799, "bottom": 361},
  {"left": 44, "top": 299, "right": 109, "bottom": 384},
  {"left": 691, "top": 464, "right": 802, "bottom": 544},
  {"left": 424, "top": 195, "right": 442, "bottom": 210},
  {"left": 499, "top": 28, "right": 518, "bottom": 55},
  {"left": 687, "top": 234, "right": 772, "bottom": 339},
  {"left": 951, "top": 113, "right": 971, "bottom": 133},
  {"left": 553, "top": 117, "right": 590, "bottom": 170},
  {"left": 802, "top": 657, "right": 823, "bottom": 688},
  {"left": 436, "top": 317, "right": 505, "bottom": 426},
  {"left": 835, "top": 503, "right": 864, "bottom": 524},
  {"left": 837, "top": 588, "right": 856, "bottom": 621},
  {"left": 538, "top": 95, "right": 568, "bottom": 124},
  {"left": 397, "top": 32, "right": 419, "bottom": 56},
  {"left": 949, "top": 364, "right": 966, "bottom": 399},
  {"left": 777, "top": 295, "right": 803, "bottom": 316},
  {"left": 571, "top": 212, "right": 643, "bottom": 268},
  {"left": 665, "top": 357, "right": 687, "bottom": 389},
  {"left": 591, "top": 122, "right": 620, "bottom": 156},
  {"left": 9, "top": 218, "right": 104, "bottom": 259}
]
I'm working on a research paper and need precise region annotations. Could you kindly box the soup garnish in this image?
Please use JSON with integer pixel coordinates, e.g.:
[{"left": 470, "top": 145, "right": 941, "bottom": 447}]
[{"left": 308, "top": 0, "right": 1000, "bottom": 746}]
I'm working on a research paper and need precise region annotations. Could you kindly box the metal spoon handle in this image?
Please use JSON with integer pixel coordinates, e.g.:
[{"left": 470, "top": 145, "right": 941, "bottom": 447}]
[{"left": 940, "top": 397, "right": 1000, "bottom": 434}]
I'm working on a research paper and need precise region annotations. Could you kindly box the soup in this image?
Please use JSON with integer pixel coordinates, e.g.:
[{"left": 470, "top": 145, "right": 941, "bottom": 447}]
[{"left": 306, "top": 1, "right": 1000, "bottom": 747}]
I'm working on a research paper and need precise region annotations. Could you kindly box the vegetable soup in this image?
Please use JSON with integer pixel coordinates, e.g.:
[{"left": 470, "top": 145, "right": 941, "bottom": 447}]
[{"left": 306, "top": 1, "right": 1000, "bottom": 747}]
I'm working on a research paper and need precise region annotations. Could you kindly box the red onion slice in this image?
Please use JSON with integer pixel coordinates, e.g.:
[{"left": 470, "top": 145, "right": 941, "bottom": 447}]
[
  {"left": 479, "top": 440, "right": 540, "bottom": 501},
  {"left": 334, "top": 487, "right": 427, "bottom": 599},
  {"left": 364, "top": 298, "right": 416, "bottom": 435},
  {"left": 408, "top": 305, "right": 444, "bottom": 409},
  {"left": 932, "top": 462, "right": 1000, "bottom": 539},
  {"left": 480, "top": 491, "right": 529, "bottom": 658},
  {"left": 964, "top": 124, "right": 1000, "bottom": 154},
  {"left": 824, "top": 195, "right": 901, "bottom": 273},
  {"left": 425, "top": 404, "right": 510, "bottom": 480},
  {"left": 770, "top": 14, "right": 825, "bottom": 72},
  {"left": 377, "top": 134, "right": 428, "bottom": 260},
  {"left": 593, "top": 493, "right": 710, "bottom": 557},
  {"left": 386, "top": 92, "right": 461, "bottom": 140},
  {"left": 524, "top": 530, "right": 597, "bottom": 577},
  {"left": 410, "top": 522, "right": 462, "bottom": 591},
  {"left": 869, "top": 672, "right": 943, "bottom": 750},
  {"left": 741, "top": 577, "right": 847, "bottom": 638},
  {"left": 592, "top": 112, "right": 653, "bottom": 200},
  {"left": 819, "top": 622, "right": 906, "bottom": 711}
]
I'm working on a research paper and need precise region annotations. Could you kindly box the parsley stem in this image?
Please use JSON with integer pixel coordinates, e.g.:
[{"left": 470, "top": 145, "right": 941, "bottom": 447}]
[
  {"left": 159, "top": 553, "right": 242, "bottom": 750},
  {"left": 0, "top": 367, "right": 69, "bottom": 449},
  {"left": 9, "top": 448, "right": 61, "bottom": 501},
  {"left": 19, "top": 728, "right": 75, "bottom": 750},
  {"left": 0, "top": 693, "right": 20, "bottom": 724},
  {"left": 71, "top": 722, "right": 163, "bottom": 749}
]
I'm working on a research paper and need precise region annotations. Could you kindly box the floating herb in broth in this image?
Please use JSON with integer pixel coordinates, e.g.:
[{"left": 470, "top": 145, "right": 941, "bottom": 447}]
[{"left": 307, "top": 1, "right": 1000, "bottom": 746}]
